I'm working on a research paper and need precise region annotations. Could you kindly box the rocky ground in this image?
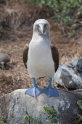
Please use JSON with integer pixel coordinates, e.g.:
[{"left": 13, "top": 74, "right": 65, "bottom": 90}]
[{"left": 0, "top": 0, "right": 82, "bottom": 97}]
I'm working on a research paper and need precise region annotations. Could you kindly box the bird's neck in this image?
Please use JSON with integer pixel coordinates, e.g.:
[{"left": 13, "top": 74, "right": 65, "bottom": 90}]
[{"left": 32, "top": 33, "right": 51, "bottom": 43}]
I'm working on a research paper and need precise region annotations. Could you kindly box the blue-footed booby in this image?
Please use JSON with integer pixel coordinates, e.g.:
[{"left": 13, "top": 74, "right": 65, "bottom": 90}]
[{"left": 23, "top": 19, "right": 59, "bottom": 97}]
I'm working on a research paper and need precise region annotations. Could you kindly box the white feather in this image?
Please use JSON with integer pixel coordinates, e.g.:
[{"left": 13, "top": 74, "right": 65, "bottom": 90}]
[
  {"left": 27, "top": 37, "right": 55, "bottom": 78},
  {"left": 27, "top": 19, "right": 55, "bottom": 78}
]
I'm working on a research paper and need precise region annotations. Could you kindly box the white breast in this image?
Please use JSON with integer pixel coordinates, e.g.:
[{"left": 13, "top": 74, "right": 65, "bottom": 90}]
[{"left": 27, "top": 38, "right": 55, "bottom": 78}]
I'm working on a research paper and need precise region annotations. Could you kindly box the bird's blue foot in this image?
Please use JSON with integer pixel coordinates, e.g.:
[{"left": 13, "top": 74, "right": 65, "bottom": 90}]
[
  {"left": 25, "top": 86, "right": 42, "bottom": 97},
  {"left": 25, "top": 77, "right": 42, "bottom": 97},
  {"left": 43, "top": 78, "right": 59, "bottom": 97},
  {"left": 43, "top": 87, "right": 59, "bottom": 97}
]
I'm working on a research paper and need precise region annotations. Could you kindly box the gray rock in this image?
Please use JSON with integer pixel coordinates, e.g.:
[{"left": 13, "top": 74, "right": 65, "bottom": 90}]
[
  {"left": 54, "top": 64, "right": 82, "bottom": 90},
  {"left": 0, "top": 53, "right": 10, "bottom": 63},
  {"left": 0, "top": 53, "right": 10, "bottom": 68},
  {"left": 0, "top": 89, "right": 82, "bottom": 124},
  {"left": 70, "top": 58, "right": 82, "bottom": 72}
]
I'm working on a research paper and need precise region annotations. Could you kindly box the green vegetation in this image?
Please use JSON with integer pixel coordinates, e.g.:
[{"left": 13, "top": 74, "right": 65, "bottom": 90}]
[
  {"left": 23, "top": 0, "right": 82, "bottom": 36},
  {"left": 77, "top": 100, "right": 82, "bottom": 110},
  {"left": 43, "top": 105, "right": 61, "bottom": 124},
  {"left": 23, "top": 112, "right": 39, "bottom": 124},
  {"left": 0, "top": 116, "right": 5, "bottom": 124},
  {"left": 24, "top": 0, "right": 82, "bottom": 22},
  {"left": 23, "top": 105, "right": 61, "bottom": 124},
  {"left": 77, "top": 100, "right": 82, "bottom": 124}
]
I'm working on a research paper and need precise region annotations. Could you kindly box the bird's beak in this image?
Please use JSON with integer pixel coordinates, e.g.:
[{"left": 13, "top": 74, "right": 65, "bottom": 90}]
[{"left": 39, "top": 24, "right": 45, "bottom": 34}]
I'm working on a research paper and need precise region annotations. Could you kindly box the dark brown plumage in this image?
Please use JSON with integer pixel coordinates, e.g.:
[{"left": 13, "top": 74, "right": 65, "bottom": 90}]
[
  {"left": 23, "top": 44, "right": 29, "bottom": 69},
  {"left": 50, "top": 45, "right": 59, "bottom": 72}
]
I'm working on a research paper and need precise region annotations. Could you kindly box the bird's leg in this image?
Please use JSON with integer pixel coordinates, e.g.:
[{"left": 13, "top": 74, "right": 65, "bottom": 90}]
[
  {"left": 25, "top": 78, "right": 42, "bottom": 97},
  {"left": 43, "top": 78, "right": 59, "bottom": 97}
]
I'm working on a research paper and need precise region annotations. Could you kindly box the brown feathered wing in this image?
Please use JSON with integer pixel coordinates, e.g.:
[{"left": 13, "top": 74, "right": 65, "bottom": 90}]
[
  {"left": 50, "top": 45, "right": 59, "bottom": 72},
  {"left": 23, "top": 44, "right": 29, "bottom": 69}
]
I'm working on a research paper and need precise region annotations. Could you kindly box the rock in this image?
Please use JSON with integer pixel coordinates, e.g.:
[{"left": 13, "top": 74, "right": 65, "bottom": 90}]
[
  {"left": 0, "top": 53, "right": 10, "bottom": 63},
  {"left": 54, "top": 64, "right": 82, "bottom": 90},
  {"left": 0, "top": 53, "right": 10, "bottom": 68},
  {"left": 70, "top": 58, "right": 82, "bottom": 72},
  {"left": 0, "top": 89, "right": 82, "bottom": 124}
]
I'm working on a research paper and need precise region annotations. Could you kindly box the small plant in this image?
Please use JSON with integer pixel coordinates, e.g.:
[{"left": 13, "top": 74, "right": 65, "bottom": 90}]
[
  {"left": 43, "top": 105, "right": 61, "bottom": 124},
  {"left": 23, "top": 112, "right": 39, "bottom": 124},
  {"left": 71, "top": 30, "right": 76, "bottom": 36},
  {"left": 77, "top": 114, "right": 82, "bottom": 124},
  {"left": 0, "top": 116, "right": 5, "bottom": 124},
  {"left": 77, "top": 100, "right": 82, "bottom": 110},
  {"left": 77, "top": 100, "right": 82, "bottom": 124},
  {"left": 23, "top": 105, "right": 61, "bottom": 124}
]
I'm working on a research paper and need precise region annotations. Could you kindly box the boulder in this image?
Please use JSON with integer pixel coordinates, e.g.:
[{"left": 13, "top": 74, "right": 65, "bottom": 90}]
[
  {"left": 0, "top": 89, "right": 82, "bottom": 124},
  {"left": 0, "top": 53, "right": 10, "bottom": 63},
  {"left": 70, "top": 58, "right": 82, "bottom": 72},
  {"left": 54, "top": 64, "right": 82, "bottom": 90},
  {"left": 0, "top": 53, "right": 10, "bottom": 69}
]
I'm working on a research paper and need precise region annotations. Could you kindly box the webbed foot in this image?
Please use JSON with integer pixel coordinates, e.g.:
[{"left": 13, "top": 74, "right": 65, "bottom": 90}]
[
  {"left": 43, "top": 87, "right": 59, "bottom": 97},
  {"left": 43, "top": 78, "right": 59, "bottom": 97},
  {"left": 25, "top": 86, "right": 42, "bottom": 97},
  {"left": 25, "top": 78, "right": 42, "bottom": 97}
]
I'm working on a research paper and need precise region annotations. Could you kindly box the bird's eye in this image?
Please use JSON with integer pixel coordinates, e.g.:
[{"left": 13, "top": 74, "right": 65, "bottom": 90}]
[
  {"left": 44, "top": 24, "right": 47, "bottom": 28},
  {"left": 37, "top": 25, "right": 40, "bottom": 29}
]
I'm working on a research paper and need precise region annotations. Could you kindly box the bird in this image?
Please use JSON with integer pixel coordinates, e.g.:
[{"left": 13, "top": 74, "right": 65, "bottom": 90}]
[{"left": 23, "top": 19, "right": 59, "bottom": 97}]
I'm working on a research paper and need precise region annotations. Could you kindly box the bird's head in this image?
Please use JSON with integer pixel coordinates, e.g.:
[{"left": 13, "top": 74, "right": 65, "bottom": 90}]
[{"left": 33, "top": 19, "right": 50, "bottom": 36}]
